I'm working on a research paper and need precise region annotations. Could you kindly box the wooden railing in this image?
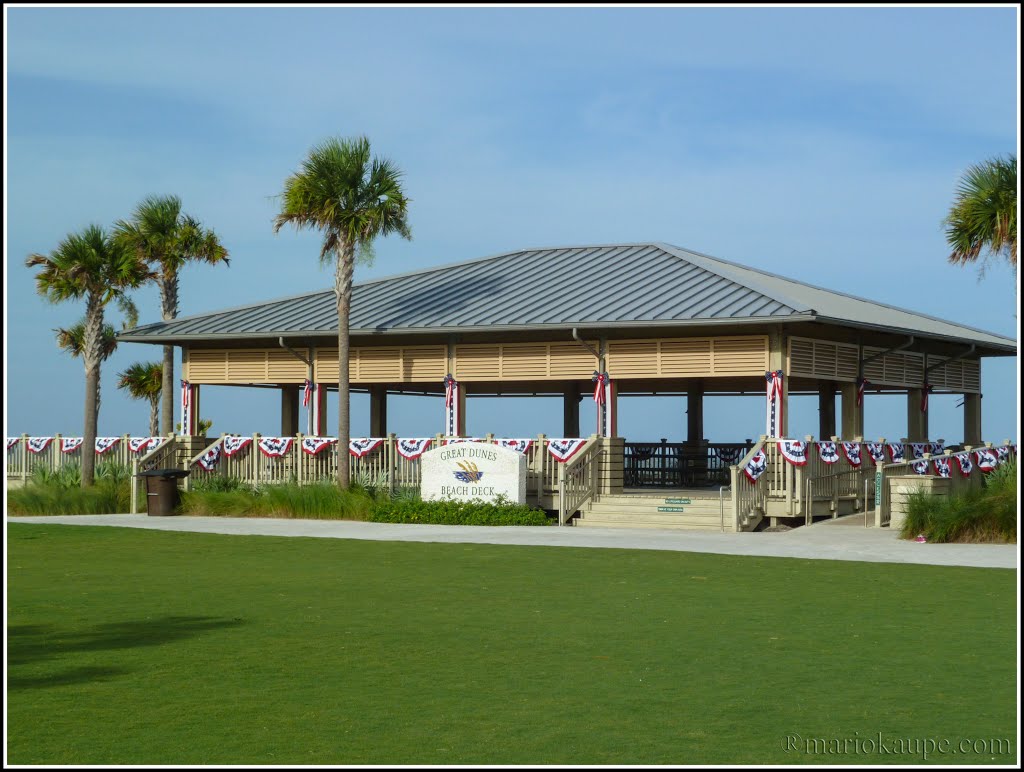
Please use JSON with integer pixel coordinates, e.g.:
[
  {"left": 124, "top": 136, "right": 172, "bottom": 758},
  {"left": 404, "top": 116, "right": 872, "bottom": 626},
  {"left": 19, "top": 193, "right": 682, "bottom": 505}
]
[
  {"left": 557, "top": 438, "right": 601, "bottom": 526},
  {"left": 6, "top": 433, "right": 173, "bottom": 483},
  {"left": 728, "top": 436, "right": 770, "bottom": 531},
  {"left": 623, "top": 441, "right": 753, "bottom": 488}
]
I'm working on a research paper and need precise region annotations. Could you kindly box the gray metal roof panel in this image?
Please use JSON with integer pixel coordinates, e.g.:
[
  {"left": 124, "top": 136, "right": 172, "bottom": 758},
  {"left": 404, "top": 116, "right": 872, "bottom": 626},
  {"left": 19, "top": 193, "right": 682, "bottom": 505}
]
[{"left": 118, "top": 242, "right": 1016, "bottom": 351}]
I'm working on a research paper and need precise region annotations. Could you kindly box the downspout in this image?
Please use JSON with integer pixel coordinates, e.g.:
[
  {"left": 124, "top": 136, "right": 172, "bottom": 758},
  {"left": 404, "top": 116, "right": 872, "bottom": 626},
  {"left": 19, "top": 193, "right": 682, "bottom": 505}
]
[{"left": 279, "top": 337, "right": 314, "bottom": 435}]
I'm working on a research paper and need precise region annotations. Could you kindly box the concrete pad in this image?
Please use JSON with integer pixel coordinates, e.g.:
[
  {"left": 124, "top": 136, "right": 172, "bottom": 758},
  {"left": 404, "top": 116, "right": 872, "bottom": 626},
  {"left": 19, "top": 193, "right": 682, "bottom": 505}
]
[{"left": 7, "top": 514, "right": 1016, "bottom": 569}]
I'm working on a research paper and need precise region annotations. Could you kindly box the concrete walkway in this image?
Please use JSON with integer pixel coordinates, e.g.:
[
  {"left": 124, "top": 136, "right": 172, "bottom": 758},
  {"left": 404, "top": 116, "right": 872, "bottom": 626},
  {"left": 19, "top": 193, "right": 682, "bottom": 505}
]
[{"left": 7, "top": 514, "right": 1017, "bottom": 569}]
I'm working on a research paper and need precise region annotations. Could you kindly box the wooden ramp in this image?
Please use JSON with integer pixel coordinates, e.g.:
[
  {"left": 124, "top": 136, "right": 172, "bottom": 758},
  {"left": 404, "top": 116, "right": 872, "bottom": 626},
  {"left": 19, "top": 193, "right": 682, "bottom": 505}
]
[{"left": 574, "top": 489, "right": 756, "bottom": 531}]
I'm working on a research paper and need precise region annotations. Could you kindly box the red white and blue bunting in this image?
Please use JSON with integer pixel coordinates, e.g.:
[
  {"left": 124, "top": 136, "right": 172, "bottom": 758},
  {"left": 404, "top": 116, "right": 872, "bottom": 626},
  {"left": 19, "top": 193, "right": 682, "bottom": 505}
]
[
  {"left": 312, "top": 384, "right": 325, "bottom": 436},
  {"left": 444, "top": 374, "right": 460, "bottom": 437},
  {"left": 146, "top": 437, "right": 165, "bottom": 451},
  {"left": 921, "top": 383, "right": 933, "bottom": 413},
  {"left": 995, "top": 446, "right": 1014, "bottom": 464},
  {"left": 954, "top": 452, "right": 973, "bottom": 476},
  {"left": 302, "top": 437, "right": 336, "bottom": 456},
  {"left": 61, "top": 437, "right": 84, "bottom": 454},
  {"left": 932, "top": 456, "right": 952, "bottom": 478},
  {"left": 547, "top": 438, "right": 588, "bottom": 463},
  {"left": 777, "top": 440, "right": 807, "bottom": 466},
  {"left": 592, "top": 370, "right": 613, "bottom": 437},
  {"left": 817, "top": 441, "right": 840, "bottom": 465},
  {"left": 397, "top": 438, "right": 432, "bottom": 460},
  {"left": 910, "top": 443, "right": 929, "bottom": 459},
  {"left": 180, "top": 379, "right": 192, "bottom": 436},
  {"left": 7, "top": 438, "right": 20, "bottom": 452},
  {"left": 765, "top": 370, "right": 784, "bottom": 437},
  {"left": 974, "top": 448, "right": 999, "bottom": 473},
  {"left": 195, "top": 444, "right": 222, "bottom": 471},
  {"left": 223, "top": 437, "right": 253, "bottom": 457},
  {"left": 495, "top": 439, "right": 533, "bottom": 454},
  {"left": 911, "top": 459, "right": 931, "bottom": 475},
  {"left": 128, "top": 437, "right": 152, "bottom": 454},
  {"left": 865, "top": 442, "right": 885, "bottom": 464},
  {"left": 27, "top": 437, "right": 54, "bottom": 454},
  {"left": 95, "top": 437, "right": 121, "bottom": 455},
  {"left": 713, "top": 446, "right": 745, "bottom": 465},
  {"left": 743, "top": 449, "right": 768, "bottom": 483},
  {"left": 443, "top": 437, "right": 484, "bottom": 445},
  {"left": 841, "top": 442, "right": 862, "bottom": 467},
  {"left": 887, "top": 444, "right": 905, "bottom": 463},
  {"left": 930, "top": 440, "right": 945, "bottom": 455},
  {"left": 258, "top": 437, "right": 294, "bottom": 458},
  {"left": 856, "top": 376, "right": 870, "bottom": 407},
  {"left": 349, "top": 438, "right": 384, "bottom": 458}
]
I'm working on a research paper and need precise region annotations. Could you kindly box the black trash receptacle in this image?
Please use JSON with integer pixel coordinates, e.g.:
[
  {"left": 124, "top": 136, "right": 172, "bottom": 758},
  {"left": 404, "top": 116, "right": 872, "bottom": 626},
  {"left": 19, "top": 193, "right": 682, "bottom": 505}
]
[{"left": 139, "top": 468, "right": 190, "bottom": 516}]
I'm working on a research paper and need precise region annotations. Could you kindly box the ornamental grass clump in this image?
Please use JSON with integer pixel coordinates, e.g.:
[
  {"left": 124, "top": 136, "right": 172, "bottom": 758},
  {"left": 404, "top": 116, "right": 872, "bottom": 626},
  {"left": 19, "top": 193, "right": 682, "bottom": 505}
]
[
  {"left": 369, "top": 496, "right": 552, "bottom": 526},
  {"left": 8, "top": 461, "right": 133, "bottom": 515},
  {"left": 902, "top": 459, "right": 1017, "bottom": 543},
  {"left": 178, "top": 481, "right": 379, "bottom": 520}
]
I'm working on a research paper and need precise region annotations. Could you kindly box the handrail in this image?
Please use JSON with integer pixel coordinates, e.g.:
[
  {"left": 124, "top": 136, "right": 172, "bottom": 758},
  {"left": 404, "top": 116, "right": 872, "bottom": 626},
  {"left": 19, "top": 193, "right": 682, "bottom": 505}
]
[
  {"left": 728, "top": 435, "right": 769, "bottom": 531},
  {"left": 557, "top": 436, "right": 601, "bottom": 526}
]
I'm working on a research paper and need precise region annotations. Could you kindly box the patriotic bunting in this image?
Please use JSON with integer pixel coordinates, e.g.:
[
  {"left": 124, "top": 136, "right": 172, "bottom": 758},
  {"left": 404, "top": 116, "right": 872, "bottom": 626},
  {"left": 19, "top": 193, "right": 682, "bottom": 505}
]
[
  {"left": 995, "top": 446, "right": 1014, "bottom": 464},
  {"left": 910, "top": 443, "right": 929, "bottom": 459},
  {"left": 301, "top": 437, "right": 336, "bottom": 456},
  {"left": 921, "top": 383, "right": 933, "bottom": 413},
  {"left": 495, "top": 439, "right": 533, "bottom": 454},
  {"left": 713, "top": 446, "right": 745, "bottom": 465},
  {"left": 128, "top": 437, "right": 152, "bottom": 454},
  {"left": 181, "top": 379, "right": 192, "bottom": 435},
  {"left": 817, "top": 441, "right": 840, "bottom": 465},
  {"left": 302, "top": 379, "right": 312, "bottom": 408},
  {"left": 95, "top": 437, "right": 121, "bottom": 455},
  {"left": 223, "top": 437, "right": 253, "bottom": 457},
  {"left": 257, "top": 437, "right": 294, "bottom": 457},
  {"left": 777, "top": 440, "right": 807, "bottom": 466},
  {"left": 932, "top": 456, "right": 952, "bottom": 478},
  {"left": 743, "top": 449, "right": 768, "bottom": 483},
  {"left": 443, "top": 437, "right": 484, "bottom": 445},
  {"left": 349, "top": 438, "right": 383, "bottom": 458},
  {"left": 7, "top": 438, "right": 20, "bottom": 452},
  {"left": 397, "top": 438, "right": 432, "bottom": 460},
  {"left": 930, "top": 440, "right": 945, "bottom": 455},
  {"left": 865, "top": 442, "right": 886, "bottom": 464},
  {"left": 841, "top": 442, "right": 862, "bottom": 467},
  {"left": 954, "top": 452, "right": 973, "bottom": 476},
  {"left": 147, "top": 437, "right": 165, "bottom": 452},
  {"left": 312, "top": 384, "right": 325, "bottom": 436},
  {"left": 27, "top": 437, "right": 54, "bottom": 454},
  {"left": 444, "top": 374, "right": 460, "bottom": 437},
  {"left": 974, "top": 448, "right": 998, "bottom": 473},
  {"left": 856, "top": 376, "right": 870, "bottom": 407},
  {"left": 592, "top": 371, "right": 613, "bottom": 436},
  {"left": 911, "top": 459, "right": 931, "bottom": 475},
  {"left": 547, "top": 438, "right": 588, "bottom": 463},
  {"left": 61, "top": 437, "right": 84, "bottom": 454},
  {"left": 195, "top": 443, "right": 222, "bottom": 471},
  {"left": 765, "top": 370, "right": 784, "bottom": 437},
  {"left": 887, "top": 444, "right": 905, "bottom": 463}
]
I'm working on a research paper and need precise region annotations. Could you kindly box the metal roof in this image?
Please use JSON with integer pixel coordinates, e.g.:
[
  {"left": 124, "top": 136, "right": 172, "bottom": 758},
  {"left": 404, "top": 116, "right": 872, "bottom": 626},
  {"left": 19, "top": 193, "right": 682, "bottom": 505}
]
[{"left": 118, "top": 242, "right": 1017, "bottom": 353}]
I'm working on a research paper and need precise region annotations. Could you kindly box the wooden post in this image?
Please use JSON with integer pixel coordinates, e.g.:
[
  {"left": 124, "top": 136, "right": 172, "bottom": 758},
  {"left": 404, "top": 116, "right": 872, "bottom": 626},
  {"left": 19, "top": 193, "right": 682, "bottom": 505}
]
[
  {"left": 607, "top": 380, "right": 618, "bottom": 438},
  {"left": 281, "top": 385, "right": 299, "bottom": 436},
  {"left": 818, "top": 381, "right": 837, "bottom": 439},
  {"left": 963, "top": 392, "right": 981, "bottom": 445},
  {"left": 370, "top": 385, "right": 388, "bottom": 437},
  {"left": 563, "top": 383, "right": 581, "bottom": 438},
  {"left": 769, "top": 328, "right": 789, "bottom": 437},
  {"left": 314, "top": 385, "right": 328, "bottom": 436},
  {"left": 686, "top": 382, "right": 704, "bottom": 445},
  {"left": 907, "top": 388, "right": 927, "bottom": 441},
  {"left": 839, "top": 383, "right": 863, "bottom": 439},
  {"left": 457, "top": 384, "right": 467, "bottom": 436}
]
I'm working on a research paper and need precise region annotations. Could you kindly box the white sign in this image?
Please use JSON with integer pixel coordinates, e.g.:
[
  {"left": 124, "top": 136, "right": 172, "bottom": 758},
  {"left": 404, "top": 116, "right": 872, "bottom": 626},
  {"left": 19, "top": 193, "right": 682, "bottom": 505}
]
[{"left": 420, "top": 441, "right": 527, "bottom": 504}]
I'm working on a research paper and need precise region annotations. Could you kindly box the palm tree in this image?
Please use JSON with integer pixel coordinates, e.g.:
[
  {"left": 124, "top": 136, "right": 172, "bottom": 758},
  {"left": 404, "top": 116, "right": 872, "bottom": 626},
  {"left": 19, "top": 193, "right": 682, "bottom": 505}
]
[
  {"left": 114, "top": 195, "right": 229, "bottom": 435},
  {"left": 55, "top": 320, "right": 120, "bottom": 424},
  {"left": 944, "top": 155, "right": 1017, "bottom": 276},
  {"left": 27, "top": 225, "right": 151, "bottom": 486},
  {"left": 117, "top": 362, "right": 164, "bottom": 436},
  {"left": 274, "top": 136, "right": 411, "bottom": 487}
]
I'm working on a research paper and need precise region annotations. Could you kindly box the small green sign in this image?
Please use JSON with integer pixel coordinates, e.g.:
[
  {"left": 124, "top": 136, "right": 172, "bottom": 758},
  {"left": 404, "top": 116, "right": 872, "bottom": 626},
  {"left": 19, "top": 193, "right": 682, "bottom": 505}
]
[
  {"left": 658, "top": 506, "right": 686, "bottom": 512},
  {"left": 664, "top": 498, "right": 691, "bottom": 504}
]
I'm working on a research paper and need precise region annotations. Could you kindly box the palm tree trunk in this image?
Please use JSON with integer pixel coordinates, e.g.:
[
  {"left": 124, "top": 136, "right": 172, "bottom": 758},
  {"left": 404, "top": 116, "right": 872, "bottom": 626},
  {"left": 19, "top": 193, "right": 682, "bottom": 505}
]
[
  {"left": 336, "top": 242, "right": 355, "bottom": 489},
  {"left": 149, "top": 397, "right": 160, "bottom": 436},
  {"left": 81, "top": 294, "right": 104, "bottom": 488},
  {"left": 159, "top": 273, "right": 179, "bottom": 435}
]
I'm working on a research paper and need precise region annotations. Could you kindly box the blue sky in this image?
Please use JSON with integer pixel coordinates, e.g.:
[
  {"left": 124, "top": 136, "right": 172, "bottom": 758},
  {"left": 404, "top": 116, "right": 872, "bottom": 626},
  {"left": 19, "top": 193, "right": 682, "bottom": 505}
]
[{"left": 4, "top": 6, "right": 1019, "bottom": 445}]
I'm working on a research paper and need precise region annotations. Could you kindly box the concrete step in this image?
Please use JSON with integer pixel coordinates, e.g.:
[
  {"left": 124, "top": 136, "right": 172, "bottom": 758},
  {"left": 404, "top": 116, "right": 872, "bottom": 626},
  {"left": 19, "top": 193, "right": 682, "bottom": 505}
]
[
  {"left": 579, "top": 510, "right": 721, "bottom": 524},
  {"left": 584, "top": 501, "right": 725, "bottom": 516},
  {"left": 574, "top": 519, "right": 725, "bottom": 531}
]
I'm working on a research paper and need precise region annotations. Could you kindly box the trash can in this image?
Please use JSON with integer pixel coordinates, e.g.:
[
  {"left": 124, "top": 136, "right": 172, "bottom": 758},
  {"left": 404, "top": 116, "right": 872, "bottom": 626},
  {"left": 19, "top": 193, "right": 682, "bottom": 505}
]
[{"left": 139, "top": 468, "right": 190, "bottom": 516}]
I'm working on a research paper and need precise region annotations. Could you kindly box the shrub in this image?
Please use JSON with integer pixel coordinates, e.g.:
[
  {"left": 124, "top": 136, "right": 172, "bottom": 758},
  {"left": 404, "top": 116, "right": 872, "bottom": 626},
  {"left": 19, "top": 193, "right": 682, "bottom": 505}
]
[
  {"left": 178, "top": 482, "right": 379, "bottom": 520},
  {"left": 369, "top": 496, "right": 552, "bottom": 526},
  {"left": 901, "top": 459, "right": 1017, "bottom": 543},
  {"left": 8, "top": 468, "right": 132, "bottom": 516}
]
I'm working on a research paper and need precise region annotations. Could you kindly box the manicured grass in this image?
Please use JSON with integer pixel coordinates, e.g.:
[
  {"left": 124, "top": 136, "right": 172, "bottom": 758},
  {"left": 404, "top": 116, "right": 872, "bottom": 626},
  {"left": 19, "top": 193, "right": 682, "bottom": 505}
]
[{"left": 6, "top": 524, "right": 1017, "bottom": 765}]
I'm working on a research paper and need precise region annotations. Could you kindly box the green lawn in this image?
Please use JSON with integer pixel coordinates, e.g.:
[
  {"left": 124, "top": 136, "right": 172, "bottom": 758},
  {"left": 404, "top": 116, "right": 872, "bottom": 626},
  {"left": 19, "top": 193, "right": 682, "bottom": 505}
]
[{"left": 6, "top": 523, "right": 1017, "bottom": 765}]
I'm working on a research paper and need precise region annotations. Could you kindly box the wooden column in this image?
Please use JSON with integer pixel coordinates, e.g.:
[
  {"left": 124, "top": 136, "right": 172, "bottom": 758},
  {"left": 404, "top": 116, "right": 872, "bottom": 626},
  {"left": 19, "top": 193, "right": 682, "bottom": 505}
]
[
  {"left": 768, "top": 328, "right": 789, "bottom": 436},
  {"left": 607, "top": 380, "right": 618, "bottom": 437},
  {"left": 281, "top": 385, "right": 299, "bottom": 436},
  {"left": 818, "top": 381, "right": 836, "bottom": 439},
  {"left": 563, "top": 382, "right": 581, "bottom": 438},
  {"left": 370, "top": 386, "right": 388, "bottom": 437},
  {"left": 190, "top": 385, "right": 201, "bottom": 436},
  {"left": 457, "top": 385, "right": 467, "bottom": 436},
  {"left": 314, "top": 385, "right": 328, "bottom": 435},
  {"left": 839, "top": 383, "right": 863, "bottom": 439},
  {"left": 963, "top": 392, "right": 982, "bottom": 445},
  {"left": 686, "top": 382, "right": 704, "bottom": 445},
  {"left": 907, "top": 388, "right": 927, "bottom": 441}
]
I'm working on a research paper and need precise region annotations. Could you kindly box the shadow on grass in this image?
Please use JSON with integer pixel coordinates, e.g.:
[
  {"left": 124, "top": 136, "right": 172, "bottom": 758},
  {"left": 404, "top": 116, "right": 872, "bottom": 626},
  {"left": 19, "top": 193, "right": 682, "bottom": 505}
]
[{"left": 7, "top": 616, "right": 247, "bottom": 689}]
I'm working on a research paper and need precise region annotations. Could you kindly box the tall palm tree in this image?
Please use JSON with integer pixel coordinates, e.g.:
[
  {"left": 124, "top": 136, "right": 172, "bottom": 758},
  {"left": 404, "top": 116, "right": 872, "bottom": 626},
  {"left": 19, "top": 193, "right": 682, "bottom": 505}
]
[
  {"left": 27, "top": 225, "right": 151, "bottom": 486},
  {"left": 118, "top": 362, "right": 163, "bottom": 436},
  {"left": 274, "top": 136, "right": 411, "bottom": 487},
  {"left": 944, "top": 155, "right": 1017, "bottom": 276},
  {"left": 114, "top": 195, "right": 229, "bottom": 435},
  {"left": 55, "top": 320, "right": 120, "bottom": 424}
]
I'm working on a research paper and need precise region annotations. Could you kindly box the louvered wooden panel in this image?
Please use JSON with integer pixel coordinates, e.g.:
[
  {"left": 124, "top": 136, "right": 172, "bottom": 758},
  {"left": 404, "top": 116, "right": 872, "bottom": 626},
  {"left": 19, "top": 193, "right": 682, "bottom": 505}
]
[
  {"left": 315, "top": 348, "right": 338, "bottom": 382},
  {"left": 863, "top": 348, "right": 926, "bottom": 387},
  {"left": 660, "top": 340, "right": 712, "bottom": 375},
  {"left": 963, "top": 360, "right": 980, "bottom": 392},
  {"left": 357, "top": 348, "right": 402, "bottom": 381},
  {"left": 812, "top": 341, "right": 838, "bottom": 378},
  {"left": 227, "top": 350, "right": 267, "bottom": 381},
  {"left": 454, "top": 345, "right": 501, "bottom": 379},
  {"left": 711, "top": 336, "right": 768, "bottom": 375},
  {"left": 548, "top": 342, "right": 598, "bottom": 378},
  {"left": 788, "top": 338, "right": 816, "bottom": 377},
  {"left": 267, "top": 349, "right": 309, "bottom": 382},
  {"left": 185, "top": 350, "right": 228, "bottom": 382},
  {"left": 836, "top": 345, "right": 859, "bottom": 380},
  {"left": 862, "top": 347, "right": 886, "bottom": 383},
  {"left": 607, "top": 341, "right": 660, "bottom": 377},
  {"left": 501, "top": 344, "right": 548, "bottom": 378},
  {"left": 787, "top": 337, "right": 858, "bottom": 381},
  {"left": 903, "top": 352, "right": 924, "bottom": 385},
  {"left": 402, "top": 346, "right": 447, "bottom": 382}
]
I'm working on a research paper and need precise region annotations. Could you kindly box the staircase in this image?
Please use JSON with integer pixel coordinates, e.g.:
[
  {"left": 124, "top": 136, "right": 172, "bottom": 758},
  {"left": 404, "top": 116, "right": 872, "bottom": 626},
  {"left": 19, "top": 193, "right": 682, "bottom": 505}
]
[{"left": 574, "top": 491, "right": 743, "bottom": 531}]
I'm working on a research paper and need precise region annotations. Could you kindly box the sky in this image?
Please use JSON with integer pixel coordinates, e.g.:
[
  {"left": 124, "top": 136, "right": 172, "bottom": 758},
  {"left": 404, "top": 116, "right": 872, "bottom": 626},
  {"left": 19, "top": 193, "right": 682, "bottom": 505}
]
[{"left": 4, "top": 5, "right": 1020, "bottom": 446}]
